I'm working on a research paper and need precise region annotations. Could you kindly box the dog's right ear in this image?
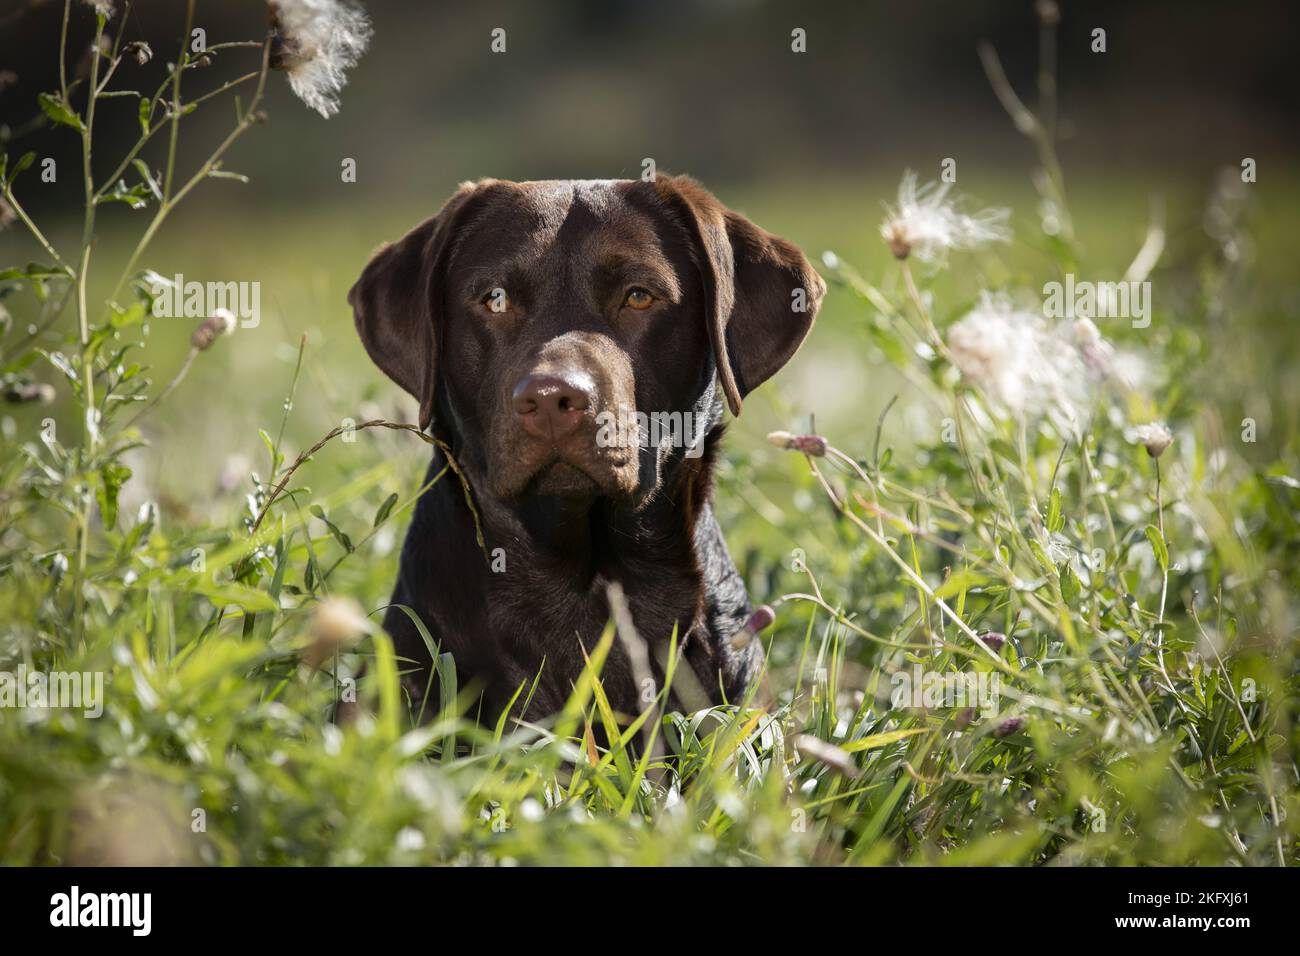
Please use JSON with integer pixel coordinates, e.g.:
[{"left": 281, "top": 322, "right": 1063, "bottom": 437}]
[{"left": 349, "top": 182, "right": 484, "bottom": 431}]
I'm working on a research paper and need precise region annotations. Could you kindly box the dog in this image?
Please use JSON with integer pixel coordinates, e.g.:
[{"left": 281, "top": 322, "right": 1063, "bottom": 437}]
[{"left": 349, "top": 176, "right": 823, "bottom": 724}]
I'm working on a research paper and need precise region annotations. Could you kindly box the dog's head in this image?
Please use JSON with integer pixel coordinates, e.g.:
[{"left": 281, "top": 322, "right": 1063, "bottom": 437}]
[{"left": 349, "top": 176, "right": 823, "bottom": 503}]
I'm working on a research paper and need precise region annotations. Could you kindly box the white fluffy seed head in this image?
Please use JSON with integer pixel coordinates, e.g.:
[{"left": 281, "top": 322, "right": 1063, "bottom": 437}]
[
  {"left": 880, "top": 171, "right": 1011, "bottom": 266},
  {"left": 269, "top": 0, "right": 372, "bottom": 118},
  {"left": 946, "top": 292, "right": 1084, "bottom": 420}
]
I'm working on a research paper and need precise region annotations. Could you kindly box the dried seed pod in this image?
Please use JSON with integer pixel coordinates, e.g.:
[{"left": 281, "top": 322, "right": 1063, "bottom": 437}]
[
  {"left": 190, "top": 309, "right": 236, "bottom": 351},
  {"left": 303, "top": 597, "right": 370, "bottom": 670},
  {"left": 4, "top": 381, "right": 56, "bottom": 404},
  {"left": 124, "top": 41, "right": 152, "bottom": 66},
  {"left": 766, "top": 430, "right": 828, "bottom": 457},
  {"left": 730, "top": 604, "right": 775, "bottom": 649},
  {"left": 993, "top": 715, "right": 1025, "bottom": 738},
  {"left": 793, "top": 734, "right": 857, "bottom": 777}
]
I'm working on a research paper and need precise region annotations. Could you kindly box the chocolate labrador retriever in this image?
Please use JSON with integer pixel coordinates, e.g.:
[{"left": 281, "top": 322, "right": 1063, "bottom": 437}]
[{"left": 350, "top": 175, "right": 822, "bottom": 724}]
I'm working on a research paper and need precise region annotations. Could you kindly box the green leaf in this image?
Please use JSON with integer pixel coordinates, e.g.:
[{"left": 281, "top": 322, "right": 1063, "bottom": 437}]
[
  {"left": 207, "top": 168, "right": 250, "bottom": 183},
  {"left": 1060, "top": 560, "right": 1080, "bottom": 605},
  {"left": 258, "top": 428, "right": 278, "bottom": 471},
  {"left": 96, "top": 462, "right": 133, "bottom": 529},
  {"left": 371, "top": 630, "right": 402, "bottom": 743},
  {"left": 1145, "top": 523, "right": 1169, "bottom": 573},
  {"left": 132, "top": 159, "right": 163, "bottom": 200},
  {"left": 0, "top": 262, "right": 71, "bottom": 282},
  {"left": 1047, "top": 486, "right": 1064, "bottom": 532},
  {"left": 187, "top": 577, "right": 279, "bottom": 613},
  {"left": 99, "top": 178, "right": 151, "bottom": 210},
  {"left": 3, "top": 151, "right": 36, "bottom": 186},
  {"left": 109, "top": 301, "right": 147, "bottom": 330},
  {"left": 372, "top": 492, "right": 399, "bottom": 528},
  {"left": 1028, "top": 539, "right": 1055, "bottom": 575},
  {"left": 38, "top": 92, "right": 85, "bottom": 132},
  {"left": 933, "top": 567, "right": 986, "bottom": 600},
  {"left": 841, "top": 727, "right": 927, "bottom": 753},
  {"left": 310, "top": 504, "right": 354, "bottom": 553}
]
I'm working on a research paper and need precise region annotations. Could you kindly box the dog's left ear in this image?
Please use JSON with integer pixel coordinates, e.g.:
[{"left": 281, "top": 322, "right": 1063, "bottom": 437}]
[
  {"left": 658, "top": 175, "right": 825, "bottom": 416},
  {"left": 349, "top": 182, "right": 488, "bottom": 431}
]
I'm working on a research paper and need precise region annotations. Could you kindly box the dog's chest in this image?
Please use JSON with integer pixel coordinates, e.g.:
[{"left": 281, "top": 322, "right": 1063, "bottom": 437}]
[{"left": 483, "top": 540, "right": 705, "bottom": 683}]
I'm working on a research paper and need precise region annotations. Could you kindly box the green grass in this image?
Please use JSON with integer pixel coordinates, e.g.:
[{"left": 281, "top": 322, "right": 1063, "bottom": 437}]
[{"left": 1, "top": 5, "right": 1297, "bottom": 867}]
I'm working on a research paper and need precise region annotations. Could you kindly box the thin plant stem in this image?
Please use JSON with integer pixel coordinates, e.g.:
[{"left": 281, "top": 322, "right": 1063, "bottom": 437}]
[
  {"left": 71, "top": 12, "right": 107, "bottom": 648},
  {"left": 0, "top": 188, "right": 73, "bottom": 274},
  {"left": 58, "top": 0, "right": 70, "bottom": 102},
  {"left": 120, "top": 347, "right": 198, "bottom": 432},
  {"left": 1152, "top": 456, "right": 1177, "bottom": 699},
  {"left": 163, "top": 0, "right": 197, "bottom": 202},
  {"left": 248, "top": 420, "right": 488, "bottom": 565},
  {"left": 977, "top": 39, "right": 1074, "bottom": 244},
  {"left": 93, "top": 71, "right": 260, "bottom": 203},
  {"left": 899, "top": 259, "right": 948, "bottom": 357},
  {"left": 109, "top": 42, "right": 271, "bottom": 306}
]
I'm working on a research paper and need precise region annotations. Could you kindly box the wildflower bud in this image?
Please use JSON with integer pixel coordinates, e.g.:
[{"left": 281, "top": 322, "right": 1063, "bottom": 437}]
[
  {"left": 303, "top": 596, "right": 370, "bottom": 670},
  {"left": 192, "top": 53, "right": 213, "bottom": 68},
  {"left": 4, "top": 381, "right": 56, "bottom": 404},
  {"left": 954, "top": 706, "right": 976, "bottom": 729},
  {"left": 766, "top": 430, "right": 828, "bottom": 457},
  {"left": 883, "top": 223, "right": 912, "bottom": 261},
  {"left": 1130, "top": 422, "right": 1173, "bottom": 459},
  {"left": 730, "top": 604, "right": 775, "bottom": 649},
  {"left": 979, "top": 630, "right": 1006, "bottom": 652},
  {"left": 125, "top": 41, "right": 153, "bottom": 66},
  {"left": 268, "top": 30, "right": 299, "bottom": 73},
  {"left": 993, "top": 715, "right": 1025, "bottom": 738},
  {"left": 793, "top": 734, "right": 858, "bottom": 777},
  {"left": 1035, "top": 0, "right": 1061, "bottom": 26},
  {"left": 190, "top": 309, "right": 236, "bottom": 351},
  {"left": 82, "top": 1, "right": 117, "bottom": 21}
]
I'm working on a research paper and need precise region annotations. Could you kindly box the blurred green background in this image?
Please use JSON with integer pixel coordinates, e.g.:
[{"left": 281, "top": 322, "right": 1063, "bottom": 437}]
[{"left": 3, "top": 0, "right": 1298, "bottom": 514}]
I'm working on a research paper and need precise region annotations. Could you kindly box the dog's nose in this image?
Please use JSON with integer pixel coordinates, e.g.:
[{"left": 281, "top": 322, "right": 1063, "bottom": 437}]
[{"left": 512, "top": 371, "right": 593, "bottom": 441}]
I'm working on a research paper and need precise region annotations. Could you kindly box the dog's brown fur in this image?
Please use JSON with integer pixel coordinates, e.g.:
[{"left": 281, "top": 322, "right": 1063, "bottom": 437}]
[{"left": 350, "top": 176, "right": 823, "bottom": 722}]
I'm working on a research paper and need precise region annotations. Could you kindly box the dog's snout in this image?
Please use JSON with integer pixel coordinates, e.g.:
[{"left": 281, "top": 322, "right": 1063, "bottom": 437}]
[{"left": 512, "top": 371, "right": 593, "bottom": 440}]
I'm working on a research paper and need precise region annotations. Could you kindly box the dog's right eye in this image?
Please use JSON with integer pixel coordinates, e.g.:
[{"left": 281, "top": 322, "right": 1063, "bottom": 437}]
[{"left": 623, "top": 288, "right": 655, "bottom": 311}]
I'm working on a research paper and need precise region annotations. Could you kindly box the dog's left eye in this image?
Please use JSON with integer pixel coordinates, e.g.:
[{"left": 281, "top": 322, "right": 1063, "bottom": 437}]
[
  {"left": 623, "top": 288, "right": 654, "bottom": 311},
  {"left": 481, "top": 288, "right": 511, "bottom": 314}
]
